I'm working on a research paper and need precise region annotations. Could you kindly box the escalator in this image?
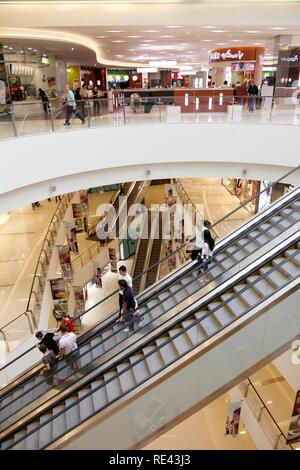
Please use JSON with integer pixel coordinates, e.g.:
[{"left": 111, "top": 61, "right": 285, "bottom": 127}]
[
  {"left": 116, "top": 181, "right": 143, "bottom": 238},
  {"left": 144, "top": 212, "right": 163, "bottom": 289},
  {"left": 1, "top": 232, "right": 299, "bottom": 450},
  {"left": 132, "top": 211, "right": 151, "bottom": 295},
  {"left": 0, "top": 186, "right": 299, "bottom": 447}
]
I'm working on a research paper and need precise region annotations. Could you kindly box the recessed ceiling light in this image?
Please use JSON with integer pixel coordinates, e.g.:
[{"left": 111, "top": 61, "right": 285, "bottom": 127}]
[
  {"left": 143, "top": 30, "right": 159, "bottom": 33},
  {"left": 33, "top": 49, "right": 38, "bottom": 52},
  {"left": 164, "top": 26, "right": 181, "bottom": 29},
  {"left": 202, "top": 26, "right": 215, "bottom": 29},
  {"left": 246, "top": 31, "right": 261, "bottom": 34},
  {"left": 106, "top": 30, "right": 124, "bottom": 33},
  {"left": 179, "top": 43, "right": 190, "bottom": 46},
  {"left": 28, "top": 47, "right": 32, "bottom": 50},
  {"left": 96, "top": 36, "right": 106, "bottom": 39},
  {"left": 233, "top": 39, "right": 242, "bottom": 42},
  {"left": 160, "top": 35, "right": 174, "bottom": 38},
  {"left": 127, "top": 35, "right": 141, "bottom": 38},
  {"left": 8, "top": 47, "right": 13, "bottom": 50},
  {"left": 202, "top": 39, "right": 212, "bottom": 42},
  {"left": 111, "top": 40, "right": 126, "bottom": 43},
  {"left": 3, "top": 45, "right": 8, "bottom": 48},
  {"left": 142, "top": 40, "right": 155, "bottom": 42},
  {"left": 212, "top": 30, "right": 226, "bottom": 33},
  {"left": 71, "top": 48, "right": 74, "bottom": 51},
  {"left": 20, "top": 51, "right": 24, "bottom": 54},
  {"left": 271, "top": 27, "right": 286, "bottom": 30},
  {"left": 217, "top": 43, "right": 226, "bottom": 46},
  {"left": 129, "top": 49, "right": 136, "bottom": 52},
  {"left": 115, "top": 55, "right": 123, "bottom": 58},
  {"left": 94, "top": 63, "right": 97, "bottom": 66}
]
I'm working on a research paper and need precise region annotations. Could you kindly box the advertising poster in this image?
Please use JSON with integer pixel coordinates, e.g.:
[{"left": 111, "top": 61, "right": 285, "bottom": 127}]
[
  {"left": 80, "top": 191, "right": 89, "bottom": 217},
  {"left": 224, "top": 400, "right": 242, "bottom": 438},
  {"left": 287, "top": 390, "right": 300, "bottom": 442},
  {"left": 75, "top": 218, "right": 84, "bottom": 233},
  {"left": 66, "top": 225, "right": 79, "bottom": 254},
  {"left": 73, "top": 286, "right": 85, "bottom": 315},
  {"left": 72, "top": 203, "right": 82, "bottom": 219},
  {"left": 57, "top": 245, "right": 73, "bottom": 282},
  {"left": 109, "top": 247, "right": 118, "bottom": 273},
  {"left": 50, "top": 278, "right": 66, "bottom": 300}
]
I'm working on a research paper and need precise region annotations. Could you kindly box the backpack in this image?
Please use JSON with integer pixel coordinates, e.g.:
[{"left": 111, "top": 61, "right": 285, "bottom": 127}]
[{"left": 204, "top": 229, "right": 215, "bottom": 252}]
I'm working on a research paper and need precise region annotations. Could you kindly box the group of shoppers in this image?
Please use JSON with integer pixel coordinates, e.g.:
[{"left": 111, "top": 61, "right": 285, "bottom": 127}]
[{"left": 36, "top": 313, "right": 77, "bottom": 386}]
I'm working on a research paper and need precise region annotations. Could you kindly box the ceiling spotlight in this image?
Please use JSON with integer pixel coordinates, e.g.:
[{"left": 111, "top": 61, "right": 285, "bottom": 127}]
[
  {"left": 143, "top": 30, "right": 159, "bottom": 33},
  {"left": 97, "top": 36, "right": 106, "bottom": 39},
  {"left": 202, "top": 39, "right": 212, "bottom": 42},
  {"left": 20, "top": 50, "right": 24, "bottom": 54},
  {"left": 3, "top": 45, "right": 8, "bottom": 48},
  {"left": 28, "top": 47, "right": 32, "bottom": 50},
  {"left": 212, "top": 30, "right": 226, "bottom": 33},
  {"left": 164, "top": 25, "right": 181, "bottom": 29},
  {"left": 71, "top": 48, "right": 74, "bottom": 51},
  {"left": 106, "top": 30, "right": 124, "bottom": 33},
  {"left": 246, "top": 31, "right": 261, "bottom": 34},
  {"left": 160, "top": 35, "right": 174, "bottom": 38},
  {"left": 8, "top": 47, "right": 13, "bottom": 50},
  {"left": 202, "top": 26, "right": 215, "bottom": 29},
  {"left": 271, "top": 27, "right": 286, "bottom": 30},
  {"left": 127, "top": 35, "right": 141, "bottom": 38},
  {"left": 33, "top": 49, "right": 38, "bottom": 52},
  {"left": 111, "top": 40, "right": 126, "bottom": 43}
]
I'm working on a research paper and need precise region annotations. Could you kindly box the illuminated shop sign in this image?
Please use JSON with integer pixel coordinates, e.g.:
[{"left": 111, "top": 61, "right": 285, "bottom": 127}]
[
  {"left": 209, "top": 49, "right": 244, "bottom": 61},
  {"left": 280, "top": 55, "right": 299, "bottom": 63}
]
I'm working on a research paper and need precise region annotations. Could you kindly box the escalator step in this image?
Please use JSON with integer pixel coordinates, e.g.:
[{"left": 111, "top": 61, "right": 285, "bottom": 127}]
[
  {"left": 158, "top": 293, "right": 177, "bottom": 311},
  {"left": 129, "top": 354, "right": 150, "bottom": 384},
  {"left": 25, "top": 420, "right": 40, "bottom": 450},
  {"left": 207, "top": 302, "right": 234, "bottom": 326},
  {"left": 52, "top": 405, "right": 66, "bottom": 441},
  {"left": 155, "top": 337, "right": 178, "bottom": 365},
  {"left": 79, "top": 344, "right": 94, "bottom": 368},
  {"left": 90, "top": 379, "right": 108, "bottom": 412},
  {"left": 168, "top": 329, "right": 191, "bottom": 356},
  {"left": 198, "top": 314, "right": 219, "bottom": 336},
  {"left": 90, "top": 337, "right": 105, "bottom": 361},
  {"left": 142, "top": 345, "right": 165, "bottom": 375},
  {"left": 116, "top": 363, "right": 136, "bottom": 393},
  {"left": 273, "top": 258, "right": 299, "bottom": 277},
  {"left": 1, "top": 438, "right": 14, "bottom": 450},
  {"left": 169, "top": 284, "right": 188, "bottom": 302},
  {"left": 220, "top": 294, "right": 248, "bottom": 317},
  {"left": 146, "top": 302, "right": 165, "bottom": 320},
  {"left": 271, "top": 216, "right": 291, "bottom": 229},
  {"left": 112, "top": 323, "right": 128, "bottom": 343},
  {"left": 233, "top": 284, "right": 263, "bottom": 306},
  {"left": 280, "top": 208, "right": 298, "bottom": 221},
  {"left": 284, "top": 250, "right": 300, "bottom": 267},
  {"left": 39, "top": 413, "right": 53, "bottom": 449},
  {"left": 102, "top": 328, "right": 117, "bottom": 352},
  {"left": 249, "top": 231, "right": 271, "bottom": 245},
  {"left": 181, "top": 319, "right": 205, "bottom": 346},
  {"left": 246, "top": 275, "right": 276, "bottom": 297},
  {"left": 65, "top": 396, "right": 81, "bottom": 430},
  {"left": 259, "top": 223, "right": 281, "bottom": 237},
  {"left": 13, "top": 430, "right": 27, "bottom": 450},
  {"left": 259, "top": 267, "right": 288, "bottom": 288},
  {"left": 104, "top": 371, "right": 122, "bottom": 402},
  {"left": 77, "top": 386, "right": 94, "bottom": 420}
]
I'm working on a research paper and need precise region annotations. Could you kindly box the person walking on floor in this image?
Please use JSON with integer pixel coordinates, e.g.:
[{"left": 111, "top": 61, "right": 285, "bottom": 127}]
[
  {"left": 63, "top": 85, "right": 85, "bottom": 126},
  {"left": 247, "top": 80, "right": 259, "bottom": 113}
]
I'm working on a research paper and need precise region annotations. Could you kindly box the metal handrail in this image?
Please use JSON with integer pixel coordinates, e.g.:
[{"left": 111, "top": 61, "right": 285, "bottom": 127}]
[
  {"left": 4, "top": 240, "right": 300, "bottom": 450},
  {"left": 241, "top": 377, "right": 293, "bottom": 450},
  {"left": 0, "top": 165, "right": 299, "bottom": 371},
  {"left": 1, "top": 199, "right": 298, "bottom": 416}
]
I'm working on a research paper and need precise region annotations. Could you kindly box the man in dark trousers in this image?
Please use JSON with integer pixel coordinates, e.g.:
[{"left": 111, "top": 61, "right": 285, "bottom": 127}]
[
  {"left": 247, "top": 80, "right": 259, "bottom": 112},
  {"left": 36, "top": 331, "right": 59, "bottom": 355},
  {"left": 118, "top": 279, "right": 136, "bottom": 332}
]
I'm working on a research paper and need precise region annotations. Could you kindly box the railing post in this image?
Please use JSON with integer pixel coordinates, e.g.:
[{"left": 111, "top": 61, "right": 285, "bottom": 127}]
[
  {"left": 123, "top": 101, "right": 126, "bottom": 125},
  {"left": 86, "top": 101, "right": 91, "bottom": 128},
  {"left": 48, "top": 103, "right": 55, "bottom": 132},
  {"left": 9, "top": 104, "right": 18, "bottom": 137},
  {"left": 24, "top": 312, "right": 34, "bottom": 333}
]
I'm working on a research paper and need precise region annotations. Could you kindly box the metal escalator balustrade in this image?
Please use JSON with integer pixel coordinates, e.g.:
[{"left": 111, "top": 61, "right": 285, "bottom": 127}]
[
  {"left": 0, "top": 187, "right": 300, "bottom": 429},
  {"left": 2, "top": 236, "right": 300, "bottom": 450},
  {"left": 0, "top": 201, "right": 299, "bottom": 437}
]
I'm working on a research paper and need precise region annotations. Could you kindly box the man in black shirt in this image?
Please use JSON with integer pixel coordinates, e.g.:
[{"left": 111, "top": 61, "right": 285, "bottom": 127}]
[
  {"left": 247, "top": 80, "right": 259, "bottom": 112},
  {"left": 36, "top": 331, "right": 59, "bottom": 355},
  {"left": 118, "top": 280, "right": 136, "bottom": 332}
]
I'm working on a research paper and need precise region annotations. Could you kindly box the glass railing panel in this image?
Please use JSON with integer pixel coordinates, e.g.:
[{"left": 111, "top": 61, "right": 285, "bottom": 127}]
[
  {"left": 13, "top": 102, "right": 53, "bottom": 137},
  {"left": 1, "top": 315, "right": 34, "bottom": 353},
  {"left": 0, "top": 105, "right": 16, "bottom": 139}
]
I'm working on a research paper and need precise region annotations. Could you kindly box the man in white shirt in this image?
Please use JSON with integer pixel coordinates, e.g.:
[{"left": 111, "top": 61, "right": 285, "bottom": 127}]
[
  {"left": 117, "top": 265, "right": 133, "bottom": 322},
  {"left": 57, "top": 323, "right": 79, "bottom": 370}
]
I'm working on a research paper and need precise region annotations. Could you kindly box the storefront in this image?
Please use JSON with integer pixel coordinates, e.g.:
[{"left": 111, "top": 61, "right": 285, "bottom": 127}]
[
  {"left": 0, "top": 42, "right": 67, "bottom": 103},
  {"left": 107, "top": 69, "right": 142, "bottom": 89},
  {"left": 209, "top": 47, "right": 264, "bottom": 87}
]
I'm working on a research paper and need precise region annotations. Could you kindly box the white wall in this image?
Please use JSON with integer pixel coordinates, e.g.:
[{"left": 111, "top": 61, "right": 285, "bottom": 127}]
[
  {"left": 273, "top": 350, "right": 300, "bottom": 393},
  {"left": 1, "top": 123, "right": 300, "bottom": 212}
]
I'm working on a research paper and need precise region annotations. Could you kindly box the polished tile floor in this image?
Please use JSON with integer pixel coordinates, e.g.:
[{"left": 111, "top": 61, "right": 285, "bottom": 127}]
[{"left": 144, "top": 392, "right": 256, "bottom": 450}]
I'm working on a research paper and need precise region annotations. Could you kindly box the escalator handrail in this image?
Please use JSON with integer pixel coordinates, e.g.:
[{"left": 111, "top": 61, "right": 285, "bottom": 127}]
[
  {"left": 0, "top": 166, "right": 299, "bottom": 374},
  {"left": 5, "top": 239, "right": 300, "bottom": 449},
  {"left": 1, "top": 204, "right": 298, "bottom": 418}
]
